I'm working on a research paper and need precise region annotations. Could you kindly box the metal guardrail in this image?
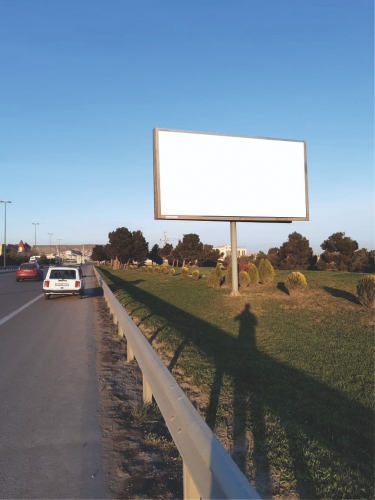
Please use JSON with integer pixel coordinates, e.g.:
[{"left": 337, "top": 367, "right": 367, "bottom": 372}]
[
  {"left": 94, "top": 267, "right": 260, "bottom": 500},
  {"left": 0, "top": 266, "right": 18, "bottom": 272}
]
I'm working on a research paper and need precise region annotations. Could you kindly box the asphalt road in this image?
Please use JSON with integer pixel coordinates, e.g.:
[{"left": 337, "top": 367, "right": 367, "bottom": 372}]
[{"left": 0, "top": 265, "right": 108, "bottom": 499}]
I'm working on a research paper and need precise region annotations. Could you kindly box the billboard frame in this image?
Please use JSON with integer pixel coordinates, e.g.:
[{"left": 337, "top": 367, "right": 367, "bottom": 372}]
[{"left": 153, "top": 128, "right": 309, "bottom": 222}]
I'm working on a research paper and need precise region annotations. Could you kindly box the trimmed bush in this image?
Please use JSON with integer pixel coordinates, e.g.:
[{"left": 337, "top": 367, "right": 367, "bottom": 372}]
[
  {"left": 163, "top": 266, "right": 169, "bottom": 274},
  {"left": 146, "top": 266, "right": 153, "bottom": 273},
  {"left": 181, "top": 266, "right": 189, "bottom": 278},
  {"left": 357, "top": 275, "right": 375, "bottom": 308},
  {"left": 226, "top": 265, "right": 232, "bottom": 286},
  {"left": 192, "top": 269, "right": 200, "bottom": 280},
  {"left": 153, "top": 266, "right": 160, "bottom": 273},
  {"left": 169, "top": 267, "right": 176, "bottom": 276},
  {"left": 258, "top": 258, "right": 275, "bottom": 284},
  {"left": 284, "top": 271, "right": 307, "bottom": 294},
  {"left": 239, "top": 270, "right": 250, "bottom": 288},
  {"left": 207, "top": 264, "right": 222, "bottom": 288},
  {"left": 248, "top": 263, "right": 260, "bottom": 286}
]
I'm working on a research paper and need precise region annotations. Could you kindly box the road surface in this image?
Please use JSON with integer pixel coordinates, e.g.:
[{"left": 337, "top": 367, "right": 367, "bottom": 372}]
[{"left": 0, "top": 265, "right": 108, "bottom": 499}]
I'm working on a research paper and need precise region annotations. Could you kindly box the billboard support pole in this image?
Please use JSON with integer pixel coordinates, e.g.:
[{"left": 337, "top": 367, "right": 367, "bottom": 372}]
[{"left": 230, "top": 221, "right": 240, "bottom": 296}]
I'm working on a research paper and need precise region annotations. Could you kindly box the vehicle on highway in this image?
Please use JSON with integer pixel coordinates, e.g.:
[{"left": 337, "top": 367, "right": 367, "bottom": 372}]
[
  {"left": 16, "top": 262, "right": 43, "bottom": 282},
  {"left": 43, "top": 266, "right": 86, "bottom": 300}
]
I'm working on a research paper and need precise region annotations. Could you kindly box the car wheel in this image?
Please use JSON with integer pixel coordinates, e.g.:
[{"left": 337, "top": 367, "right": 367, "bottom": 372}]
[
  {"left": 44, "top": 294, "right": 50, "bottom": 300},
  {"left": 16, "top": 278, "right": 20, "bottom": 282}
]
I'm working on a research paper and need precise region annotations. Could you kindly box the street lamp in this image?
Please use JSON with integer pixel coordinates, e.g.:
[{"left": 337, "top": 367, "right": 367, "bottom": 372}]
[
  {"left": 47, "top": 232, "right": 53, "bottom": 263},
  {"left": 0, "top": 201, "right": 11, "bottom": 267},
  {"left": 32, "top": 223, "right": 39, "bottom": 256},
  {"left": 57, "top": 239, "right": 62, "bottom": 259}
]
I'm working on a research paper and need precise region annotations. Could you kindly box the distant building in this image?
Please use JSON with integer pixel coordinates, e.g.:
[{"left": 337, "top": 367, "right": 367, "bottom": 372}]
[
  {"left": 17, "top": 240, "right": 32, "bottom": 254},
  {"left": 213, "top": 244, "right": 247, "bottom": 259},
  {"left": 62, "top": 249, "right": 82, "bottom": 263},
  {"left": 1, "top": 243, "right": 17, "bottom": 256}
]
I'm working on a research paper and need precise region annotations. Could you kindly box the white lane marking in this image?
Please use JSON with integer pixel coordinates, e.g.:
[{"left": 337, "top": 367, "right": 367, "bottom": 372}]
[{"left": 0, "top": 294, "right": 44, "bottom": 326}]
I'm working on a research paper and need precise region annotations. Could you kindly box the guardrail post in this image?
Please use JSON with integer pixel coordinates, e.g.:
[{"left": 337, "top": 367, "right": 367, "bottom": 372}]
[
  {"left": 127, "top": 342, "right": 134, "bottom": 362},
  {"left": 143, "top": 375, "right": 153, "bottom": 403},
  {"left": 118, "top": 324, "right": 124, "bottom": 338},
  {"left": 183, "top": 462, "right": 201, "bottom": 500}
]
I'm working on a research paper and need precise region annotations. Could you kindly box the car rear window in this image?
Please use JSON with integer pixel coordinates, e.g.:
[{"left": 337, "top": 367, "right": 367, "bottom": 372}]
[
  {"left": 50, "top": 270, "right": 77, "bottom": 279},
  {"left": 20, "top": 264, "right": 35, "bottom": 269}
]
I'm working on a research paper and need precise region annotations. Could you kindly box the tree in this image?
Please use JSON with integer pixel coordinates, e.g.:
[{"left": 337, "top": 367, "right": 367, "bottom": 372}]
[
  {"left": 148, "top": 244, "right": 163, "bottom": 265},
  {"left": 171, "top": 245, "right": 181, "bottom": 267},
  {"left": 159, "top": 243, "right": 174, "bottom": 265},
  {"left": 278, "top": 232, "right": 314, "bottom": 270},
  {"left": 318, "top": 232, "right": 358, "bottom": 271},
  {"left": 198, "top": 244, "right": 222, "bottom": 267},
  {"left": 254, "top": 251, "right": 267, "bottom": 268},
  {"left": 174, "top": 233, "right": 203, "bottom": 267},
  {"left": 108, "top": 227, "right": 134, "bottom": 264},
  {"left": 348, "top": 248, "right": 375, "bottom": 273},
  {"left": 132, "top": 230, "right": 149, "bottom": 265},
  {"left": 238, "top": 255, "right": 251, "bottom": 272},
  {"left": 92, "top": 244, "right": 110, "bottom": 262},
  {"left": 266, "top": 247, "right": 281, "bottom": 269}
]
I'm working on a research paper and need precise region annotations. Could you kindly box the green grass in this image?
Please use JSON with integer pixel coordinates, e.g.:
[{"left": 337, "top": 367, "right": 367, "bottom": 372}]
[{"left": 97, "top": 265, "right": 374, "bottom": 499}]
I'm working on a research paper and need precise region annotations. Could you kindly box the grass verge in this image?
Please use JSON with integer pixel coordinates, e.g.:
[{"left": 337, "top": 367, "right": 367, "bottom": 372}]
[{"left": 97, "top": 265, "right": 374, "bottom": 499}]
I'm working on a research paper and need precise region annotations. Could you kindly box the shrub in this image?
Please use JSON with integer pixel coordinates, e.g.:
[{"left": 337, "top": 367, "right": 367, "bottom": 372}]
[
  {"left": 258, "top": 258, "right": 275, "bottom": 284},
  {"left": 147, "top": 266, "right": 153, "bottom": 273},
  {"left": 248, "top": 263, "right": 260, "bottom": 286},
  {"left": 357, "top": 275, "right": 375, "bottom": 308},
  {"left": 181, "top": 266, "right": 189, "bottom": 278},
  {"left": 153, "top": 266, "right": 160, "bottom": 273},
  {"left": 163, "top": 266, "right": 169, "bottom": 274},
  {"left": 284, "top": 271, "right": 307, "bottom": 294},
  {"left": 226, "top": 265, "right": 232, "bottom": 286},
  {"left": 214, "top": 263, "right": 222, "bottom": 280},
  {"left": 239, "top": 270, "right": 250, "bottom": 288},
  {"left": 169, "top": 267, "right": 175, "bottom": 276},
  {"left": 192, "top": 269, "right": 200, "bottom": 280},
  {"left": 207, "top": 265, "right": 222, "bottom": 288}
]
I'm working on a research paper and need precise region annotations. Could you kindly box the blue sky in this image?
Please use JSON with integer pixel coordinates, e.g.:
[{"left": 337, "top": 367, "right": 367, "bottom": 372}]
[{"left": 1, "top": 0, "right": 373, "bottom": 254}]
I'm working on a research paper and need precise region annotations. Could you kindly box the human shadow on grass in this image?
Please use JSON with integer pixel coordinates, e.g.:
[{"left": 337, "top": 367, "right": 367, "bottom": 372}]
[
  {"left": 99, "top": 268, "right": 374, "bottom": 499},
  {"left": 323, "top": 286, "right": 360, "bottom": 305}
]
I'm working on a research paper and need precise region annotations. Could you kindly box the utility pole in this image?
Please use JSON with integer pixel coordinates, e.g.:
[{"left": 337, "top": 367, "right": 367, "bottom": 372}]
[
  {"left": 57, "top": 239, "right": 62, "bottom": 259},
  {"left": 0, "top": 201, "right": 11, "bottom": 267},
  {"left": 47, "top": 233, "right": 53, "bottom": 263},
  {"left": 32, "top": 223, "right": 39, "bottom": 256}
]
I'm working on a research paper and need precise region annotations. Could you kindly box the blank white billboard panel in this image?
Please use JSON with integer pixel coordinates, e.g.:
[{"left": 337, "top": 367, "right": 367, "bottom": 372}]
[{"left": 153, "top": 129, "right": 308, "bottom": 221}]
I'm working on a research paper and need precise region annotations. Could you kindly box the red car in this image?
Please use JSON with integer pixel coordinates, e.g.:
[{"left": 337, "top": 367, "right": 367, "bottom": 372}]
[{"left": 16, "top": 263, "right": 43, "bottom": 282}]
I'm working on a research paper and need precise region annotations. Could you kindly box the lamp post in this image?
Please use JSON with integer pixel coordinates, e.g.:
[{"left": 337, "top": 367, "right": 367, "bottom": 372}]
[
  {"left": 0, "top": 201, "right": 11, "bottom": 267},
  {"left": 57, "top": 239, "right": 62, "bottom": 259},
  {"left": 32, "top": 223, "right": 39, "bottom": 256},
  {"left": 47, "top": 232, "right": 53, "bottom": 263}
]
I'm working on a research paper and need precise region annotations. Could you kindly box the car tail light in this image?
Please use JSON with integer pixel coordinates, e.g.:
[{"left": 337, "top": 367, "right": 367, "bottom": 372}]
[
  {"left": 75, "top": 281, "right": 80, "bottom": 288},
  {"left": 44, "top": 281, "right": 49, "bottom": 287}
]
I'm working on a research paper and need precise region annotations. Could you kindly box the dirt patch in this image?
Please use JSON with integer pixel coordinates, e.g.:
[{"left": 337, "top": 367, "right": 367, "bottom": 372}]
[{"left": 93, "top": 296, "right": 182, "bottom": 499}]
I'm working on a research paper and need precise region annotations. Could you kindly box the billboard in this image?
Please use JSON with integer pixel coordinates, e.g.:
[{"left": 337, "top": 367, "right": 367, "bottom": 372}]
[{"left": 153, "top": 128, "right": 308, "bottom": 222}]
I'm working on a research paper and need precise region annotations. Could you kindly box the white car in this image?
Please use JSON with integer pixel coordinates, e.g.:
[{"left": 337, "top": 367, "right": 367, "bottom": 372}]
[{"left": 43, "top": 266, "right": 86, "bottom": 300}]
